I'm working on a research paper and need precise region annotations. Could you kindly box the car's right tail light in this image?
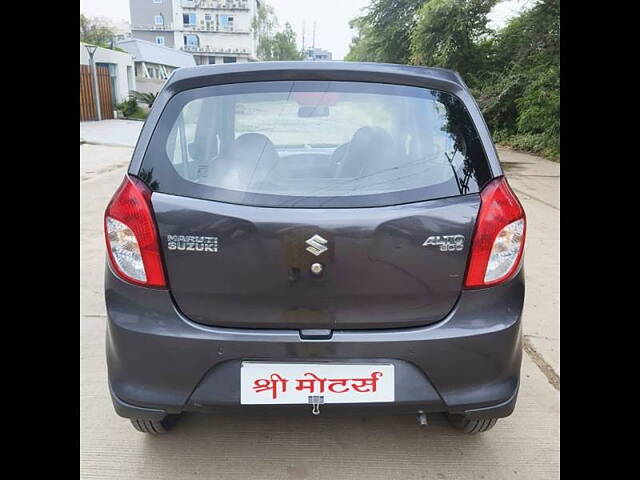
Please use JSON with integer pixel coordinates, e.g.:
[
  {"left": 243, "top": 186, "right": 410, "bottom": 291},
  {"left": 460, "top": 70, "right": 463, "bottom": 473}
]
[{"left": 464, "top": 177, "right": 526, "bottom": 288}]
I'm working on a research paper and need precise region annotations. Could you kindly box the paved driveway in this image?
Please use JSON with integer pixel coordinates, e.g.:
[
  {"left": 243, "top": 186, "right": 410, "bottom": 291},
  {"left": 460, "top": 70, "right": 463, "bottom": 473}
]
[{"left": 80, "top": 134, "right": 559, "bottom": 479}]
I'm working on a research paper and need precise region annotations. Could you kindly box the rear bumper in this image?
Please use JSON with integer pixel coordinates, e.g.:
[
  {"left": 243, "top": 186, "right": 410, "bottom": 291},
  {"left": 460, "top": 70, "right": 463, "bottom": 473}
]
[{"left": 105, "top": 264, "right": 524, "bottom": 420}]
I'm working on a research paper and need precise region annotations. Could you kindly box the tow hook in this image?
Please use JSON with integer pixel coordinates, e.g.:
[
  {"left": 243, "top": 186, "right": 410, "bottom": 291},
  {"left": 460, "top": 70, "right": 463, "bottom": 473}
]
[
  {"left": 309, "top": 396, "right": 324, "bottom": 415},
  {"left": 417, "top": 411, "right": 428, "bottom": 426}
]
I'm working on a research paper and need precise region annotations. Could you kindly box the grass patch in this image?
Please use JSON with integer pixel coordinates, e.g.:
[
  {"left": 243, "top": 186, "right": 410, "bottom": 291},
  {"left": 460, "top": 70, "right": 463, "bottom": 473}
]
[
  {"left": 125, "top": 108, "right": 148, "bottom": 120},
  {"left": 494, "top": 131, "right": 559, "bottom": 162}
]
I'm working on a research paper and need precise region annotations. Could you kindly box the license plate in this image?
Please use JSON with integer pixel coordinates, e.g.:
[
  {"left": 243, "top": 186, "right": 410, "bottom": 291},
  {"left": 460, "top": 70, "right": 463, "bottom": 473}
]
[{"left": 240, "top": 362, "right": 394, "bottom": 404}]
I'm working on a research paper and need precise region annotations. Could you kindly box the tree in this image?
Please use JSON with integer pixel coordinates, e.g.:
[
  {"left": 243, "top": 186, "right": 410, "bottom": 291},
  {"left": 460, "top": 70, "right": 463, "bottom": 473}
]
[
  {"left": 345, "top": 0, "right": 426, "bottom": 64},
  {"left": 80, "top": 14, "right": 117, "bottom": 47},
  {"left": 344, "top": 19, "right": 382, "bottom": 62},
  {"left": 252, "top": 2, "right": 278, "bottom": 60},
  {"left": 475, "top": 0, "right": 560, "bottom": 157},
  {"left": 344, "top": 0, "right": 560, "bottom": 159},
  {"left": 270, "top": 23, "right": 303, "bottom": 61},
  {"left": 252, "top": 3, "right": 302, "bottom": 61},
  {"left": 409, "top": 0, "right": 498, "bottom": 84}
]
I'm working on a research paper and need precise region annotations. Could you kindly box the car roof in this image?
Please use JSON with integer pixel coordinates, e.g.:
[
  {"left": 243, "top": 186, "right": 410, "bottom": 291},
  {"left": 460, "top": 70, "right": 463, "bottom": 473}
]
[
  {"left": 163, "top": 61, "right": 467, "bottom": 95},
  {"left": 169, "top": 61, "right": 464, "bottom": 85}
]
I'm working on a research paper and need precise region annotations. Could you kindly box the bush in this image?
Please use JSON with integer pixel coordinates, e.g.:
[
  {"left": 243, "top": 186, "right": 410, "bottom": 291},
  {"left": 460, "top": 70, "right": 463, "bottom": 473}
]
[
  {"left": 116, "top": 96, "right": 138, "bottom": 117},
  {"left": 516, "top": 66, "right": 560, "bottom": 140},
  {"left": 130, "top": 91, "right": 158, "bottom": 108},
  {"left": 127, "top": 108, "right": 149, "bottom": 120},
  {"left": 115, "top": 96, "right": 148, "bottom": 120},
  {"left": 493, "top": 130, "right": 559, "bottom": 161}
]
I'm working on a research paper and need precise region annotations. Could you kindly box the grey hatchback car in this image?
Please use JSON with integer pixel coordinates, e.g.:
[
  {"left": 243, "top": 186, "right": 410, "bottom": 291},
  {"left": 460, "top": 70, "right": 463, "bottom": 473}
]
[{"left": 104, "top": 62, "right": 525, "bottom": 435}]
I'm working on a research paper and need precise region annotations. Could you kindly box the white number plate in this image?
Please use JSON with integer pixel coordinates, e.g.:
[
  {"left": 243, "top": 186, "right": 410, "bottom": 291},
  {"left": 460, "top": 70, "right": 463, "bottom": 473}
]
[{"left": 240, "top": 362, "right": 395, "bottom": 405}]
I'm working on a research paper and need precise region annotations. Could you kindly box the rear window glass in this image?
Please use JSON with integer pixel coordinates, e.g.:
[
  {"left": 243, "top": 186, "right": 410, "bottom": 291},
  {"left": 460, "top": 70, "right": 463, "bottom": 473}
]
[{"left": 142, "top": 81, "right": 491, "bottom": 208}]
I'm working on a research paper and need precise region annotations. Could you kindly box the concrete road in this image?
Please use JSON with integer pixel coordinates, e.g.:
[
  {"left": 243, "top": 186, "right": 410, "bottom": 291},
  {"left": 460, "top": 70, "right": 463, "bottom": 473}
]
[
  {"left": 80, "top": 119, "right": 144, "bottom": 148},
  {"left": 80, "top": 139, "right": 559, "bottom": 479},
  {"left": 501, "top": 150, "right": 560, "bottom": 380}
]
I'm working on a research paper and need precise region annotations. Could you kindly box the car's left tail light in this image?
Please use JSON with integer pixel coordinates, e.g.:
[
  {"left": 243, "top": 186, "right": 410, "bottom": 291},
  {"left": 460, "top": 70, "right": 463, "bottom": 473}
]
[{"left": 104, "top": 175, "right": 166, "bottom": 288}]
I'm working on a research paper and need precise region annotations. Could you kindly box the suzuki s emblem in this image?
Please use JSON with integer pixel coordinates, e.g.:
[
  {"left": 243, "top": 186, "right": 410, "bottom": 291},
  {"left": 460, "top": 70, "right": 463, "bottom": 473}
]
[{"left": 305, "top": 234, "right": 328, "bottom": 256}]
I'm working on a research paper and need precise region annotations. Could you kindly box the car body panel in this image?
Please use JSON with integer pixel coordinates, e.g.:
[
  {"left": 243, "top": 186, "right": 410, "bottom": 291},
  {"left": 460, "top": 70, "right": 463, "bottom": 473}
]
[
  {"left": 105, "top": 264, "right": 523, "bottom": 417},
  {"left": 152, "top": 192, "right": 480, "bottom": 329}
]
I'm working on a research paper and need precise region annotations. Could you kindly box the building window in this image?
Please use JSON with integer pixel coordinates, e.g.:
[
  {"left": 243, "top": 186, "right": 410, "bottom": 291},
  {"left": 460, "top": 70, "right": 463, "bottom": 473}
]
[
  {"left": 223, "top": 56, "right": 236, "bottom": 63},
  {"left": 205, "top": 14, "right": 211, "bottom": 21},
  {"left": 184, "top": 35, "right": 199, "bottom": 47},
  {"left": 127, "top": 66, "right": 134, "bottom": 92},
  {"left": 155, "top": 36, "right": 165, "bottom": 45},
  {"left": 154, "top": 15, "right": 164, "bottom": 25},
  {"left": 219, "top": 15, "right": 234, "bottom": 31},
  {"left": 183, "top": 13, "right": 196, "bottom": 26}
]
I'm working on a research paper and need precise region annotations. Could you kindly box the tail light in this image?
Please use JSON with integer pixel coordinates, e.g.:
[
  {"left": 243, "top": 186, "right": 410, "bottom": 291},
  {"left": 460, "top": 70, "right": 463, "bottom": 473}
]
[
  {"left": 465, "top": 177, "right": 526, "bottom": 288},
  {"left": 104, "top": 175, "right": 167, "bottom": 288}
]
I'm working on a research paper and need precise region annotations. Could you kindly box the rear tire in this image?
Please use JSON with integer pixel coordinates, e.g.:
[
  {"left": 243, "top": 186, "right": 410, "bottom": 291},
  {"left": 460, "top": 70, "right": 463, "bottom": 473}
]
[
  {"left": 446, "top": 414, "right": 498, "bottom": 433},
  {"left": 130, "top": 415, "right": 179, "bottom": 434}
]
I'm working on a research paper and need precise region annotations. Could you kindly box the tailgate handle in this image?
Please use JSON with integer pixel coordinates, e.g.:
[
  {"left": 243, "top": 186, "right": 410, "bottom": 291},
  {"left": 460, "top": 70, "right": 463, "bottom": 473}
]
[{"left": 299, "top": 329, "right": 333, "bottom": 340}]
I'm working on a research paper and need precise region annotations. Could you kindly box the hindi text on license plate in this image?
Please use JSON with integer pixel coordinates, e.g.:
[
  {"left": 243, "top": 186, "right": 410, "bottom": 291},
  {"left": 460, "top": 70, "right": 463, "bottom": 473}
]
[{"left": 240, "top": 362, "right": 395, "bottom": 404}]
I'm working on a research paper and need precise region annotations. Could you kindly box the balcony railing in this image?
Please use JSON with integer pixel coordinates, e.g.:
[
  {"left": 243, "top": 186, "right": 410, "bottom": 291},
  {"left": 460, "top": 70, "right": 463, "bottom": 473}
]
[
  {"left": 131, "top": 22, "right": 248, "bottom": 34},
  {"left": 181, "top": 24, "right": 249, "bottom": 33},
  {"left": 130, "top": 23, "right": 173, "bottom": 31},
  {"left": 181, "top": 45, "right": 250, "bottom": 55},
  {"left": 182, "top": 0, "right": 250, "bottom": 10}
]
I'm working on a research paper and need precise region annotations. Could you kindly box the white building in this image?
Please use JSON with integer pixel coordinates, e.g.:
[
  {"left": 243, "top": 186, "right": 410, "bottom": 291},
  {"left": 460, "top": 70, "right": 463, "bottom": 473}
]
[
  {"left": 80, "top": 42, "right": 136, "bottom": 104},
  {"left": 117, "top": 38, "right": 196, "bottom": 94},
  {"left": 129, "top": 0, "right": 260, "bottom": 65},
  {"left": 304, "top": 47, "right": 332, "bottom": 61}
]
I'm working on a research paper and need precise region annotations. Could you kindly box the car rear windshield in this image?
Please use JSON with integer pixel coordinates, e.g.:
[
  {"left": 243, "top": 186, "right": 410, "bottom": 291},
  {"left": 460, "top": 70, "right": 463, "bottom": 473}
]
[{"left": 141, "top": 81, "right": 491, "bottom": 208}]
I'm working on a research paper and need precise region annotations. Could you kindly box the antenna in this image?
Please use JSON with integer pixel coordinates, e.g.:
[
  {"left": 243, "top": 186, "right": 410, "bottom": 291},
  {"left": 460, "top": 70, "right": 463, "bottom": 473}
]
[
  {"left": 302, "top": 21, "right": 305, "bottom": 55},
  {"left": 312, "top": 21, "right": 316, "bottom": 49}
]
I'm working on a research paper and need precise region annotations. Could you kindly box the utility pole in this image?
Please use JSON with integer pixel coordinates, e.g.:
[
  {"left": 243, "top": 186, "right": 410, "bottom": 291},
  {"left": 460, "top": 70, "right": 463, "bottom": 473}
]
[{"left": 84, "top": 44, "right": 102, "bottom": 121}]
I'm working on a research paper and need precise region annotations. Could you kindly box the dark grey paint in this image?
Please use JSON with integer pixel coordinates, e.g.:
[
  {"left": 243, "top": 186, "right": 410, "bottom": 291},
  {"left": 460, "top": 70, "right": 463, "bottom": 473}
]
[
  {"left": 106, "top": 264, "right": 523, "bottom": 418},
  {"left": 152, "top": 192, "right": 480, "bottom": 329},
  {"left": 106, "top": 62, "right": 523, "bottom": 422}
]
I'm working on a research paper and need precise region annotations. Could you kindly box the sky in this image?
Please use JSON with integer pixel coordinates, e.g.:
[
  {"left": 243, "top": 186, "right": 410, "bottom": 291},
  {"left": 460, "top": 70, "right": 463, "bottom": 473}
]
[{"left": 80, "top": 0, "right": 533, "bottom": 60}]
